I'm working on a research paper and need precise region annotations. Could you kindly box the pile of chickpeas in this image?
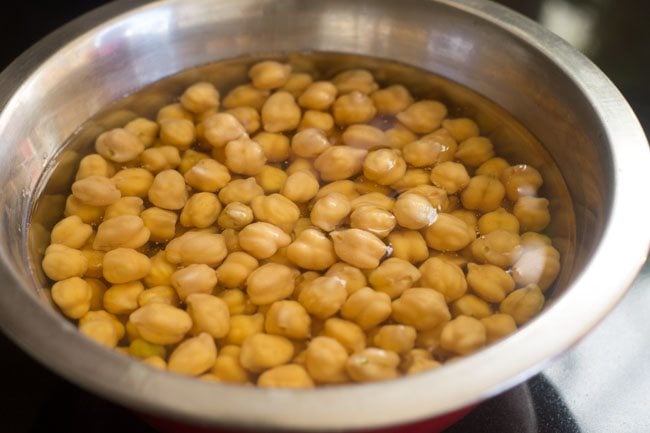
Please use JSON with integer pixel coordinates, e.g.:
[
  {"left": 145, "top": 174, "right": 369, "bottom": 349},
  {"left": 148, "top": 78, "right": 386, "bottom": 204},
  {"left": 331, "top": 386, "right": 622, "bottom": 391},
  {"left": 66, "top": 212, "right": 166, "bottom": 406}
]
[{"left": 41, "top": 59, "right": 561, "bottom": 388}]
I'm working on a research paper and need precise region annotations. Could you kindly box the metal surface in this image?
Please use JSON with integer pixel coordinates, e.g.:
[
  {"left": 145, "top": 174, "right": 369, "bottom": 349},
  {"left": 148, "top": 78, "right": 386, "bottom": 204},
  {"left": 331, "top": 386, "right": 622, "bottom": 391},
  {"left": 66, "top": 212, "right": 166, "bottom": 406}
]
[{"left": 0, "top": 0, "right": 648, "bottom": 431}]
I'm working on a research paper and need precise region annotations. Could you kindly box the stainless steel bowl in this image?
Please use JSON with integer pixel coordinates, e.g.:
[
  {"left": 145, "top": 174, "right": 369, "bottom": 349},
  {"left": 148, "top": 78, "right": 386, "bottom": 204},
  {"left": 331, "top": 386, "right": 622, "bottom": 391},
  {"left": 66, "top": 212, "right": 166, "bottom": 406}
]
[{"left": 0, "top": 0, "right": 648, "bottom": 431}]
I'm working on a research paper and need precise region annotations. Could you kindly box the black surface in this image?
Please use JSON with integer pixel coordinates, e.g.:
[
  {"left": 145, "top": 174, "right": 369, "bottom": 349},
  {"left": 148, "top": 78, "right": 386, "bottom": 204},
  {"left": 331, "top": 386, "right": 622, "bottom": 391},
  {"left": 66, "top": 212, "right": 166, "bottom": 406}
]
[{"left": 1, "top": 1, "right": 648, "bottom": 432}]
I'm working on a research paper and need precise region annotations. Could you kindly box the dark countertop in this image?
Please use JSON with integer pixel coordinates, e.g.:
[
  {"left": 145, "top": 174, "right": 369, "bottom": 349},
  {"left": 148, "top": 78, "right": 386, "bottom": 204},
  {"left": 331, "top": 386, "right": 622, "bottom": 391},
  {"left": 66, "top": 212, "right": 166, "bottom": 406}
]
[{"left": 1, "top": 1, "right": 649, "bottom": 432}]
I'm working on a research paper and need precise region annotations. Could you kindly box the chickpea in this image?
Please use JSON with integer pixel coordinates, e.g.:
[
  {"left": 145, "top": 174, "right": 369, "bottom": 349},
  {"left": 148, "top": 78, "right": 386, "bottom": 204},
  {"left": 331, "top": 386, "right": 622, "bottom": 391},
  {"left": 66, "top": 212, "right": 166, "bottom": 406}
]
[
  {"left": 223, "top": 84, "right": 269, "bottom": 111},
  {"left": 425, "top": 213, "right": 476, "bottom": 252},
  {"left": 451, "top": 294, "right": 493, "bottom": 319},
  {"left": 385, "top": 124, "right": 418, "bottom": 150},
  {"left": 123, "top": 117, "right": 159, "bottom": 147},
  {"left": 141, "top": 207, "right": 177, "bottom": 242},
  {"left": 361, "top": 149, "right": 406, "bottom": 186},
  {"left": 223, "top": 136, "right": 267, "bottom": 176},
  {"left": 92, "top": 215, "right": 149, "bottom": 251},
  {"left": 178, "top": 149, "right": 210, "bottom": 174},
  {"left": 76, "top": 154, "right": 115, "bottom": 180},
  {"left": 249, "top": 61, "right": 291, "bottom": 90},
  {"left": 95, "top": 128, "right": 145, "bottom": 163},
  {"left": 374, "top": 325, "right": 416, "bottom": 354},
  {"left": 340, "top": 287, "right": 391, "bottom": 330},
  {"left": 144, "top": 251, "right": 176, "bottom": 288},
  {"left": 291, "top": 128, "right": 330, "bottom": 158},
  {"left": 245, "top": 263, "right": 296, "bottom": 305},
  {"left": 157, "top": 103, "right": 193, "bottom": 122},
  {"left": 396, "top": 100, "right": 446, "bottom": 133},
  {"left": 299, "top": 110, "right": 335, "bottom": 133},
  {"left": 349, "top": 205, "right": 396, "bottom": 238},
  {"left": 202, "top": 112, "right": 247, "bottom": 148},
  {"left": 310, "top": 193, "right": 351, "bottom": 232},
  {"left": 466, "top": 263, "right": 515, "bottom": 303},
  {"left": 476, "top": 157, "right": 510, "bottom": 178},
  {"left": 392, "top": 193, "right": 435, "bottom": 230},
  {"left": 238, "top": 222, "right": 291, "bottom": 259},
  {"left": 222, "top": 228, "right": 242, "bottom": 252},
  {"left": 298, "top": 81, "right": 338, "bottom": 110},
  {"left": 255, "top": 165, "right": 288, "bottom": 193},
  {"left": 212, "top": 345, "right": 250, "bottom": 383},
  {"left": 264, "top": 300, "right": 311, "bottom": 340},
  {"left": 217, "top": 202, "right": 254, "bottom": 230},
  {"left": 429, "top": 128, "right": 458, "bottom": 162},
  {"left": 110, "top": 168, "right": 154, "bottom": 198},
  {"left": 293, "top": 271, "right": 321, "bottom": 299},
  {"left": 286, "top": 157, "right": 318, "bottom": 178},
  {"left": 387, "top": 230, "right": 429, "bottom": 264},
  {"left": 355, "top": 177, "right": 393, "bottom": 196},
  {"left": 261, "top": 91, "right": 301, "bottom": 133},
  {"left": 500, "top": 284, "right": 545, "bottom": 325},
  {"left": 104, "top": 196, "right": 144, "bottom": 220},
  {"left": 281, "top": 72, "right": 314, "bottom": 96},
  {"left": 103, "top": 248, "right": 150, "bottom": 284},
  {"left": 332, "top": 69, "right": 378, "bottom": 94},
  {"left": 159, "top": 118, "right": 196, "bottom": 150},
  {"left": 440, "top": 117, "right": 479, "bottom": 142},
  {"left": 42, "top": 244, "right": 88, "bottom": 281},
  {"left": 223, "top": 313, "right": 264, "bottom": 346},
  {"left": 218, "top": 178, "right": 264, "bottom": 204},
  {"left": 500, "top": 164, "right": 543, "bottom": 201},
  {"left": 481, "top": 314, "right": 517, "bottom": 343},
  {"left": 179, "top": 192, "right": 222, "bottom": 229},
  {"left": 402, "top": 136, "right": 441, "bottom": 167},
  {"left": 128, "top": 338, "right": 166, "bottom": 359},
  {"left": 346, "top": 348, "right": 399, "bottom": 383},
  {"left": 179, "top": 81, "right": 220, "bottom": 114},
  {"left": 258, "top": 364, "right": 314, "bottom": 389},
  {"left": 185, "top": 293, "right": 230, "bottom": 338},
  {"left": 64, "top": 195, "right": 105, "bottom": 224},
  {"left": 513, "top": 196, "right": 551, "bottom": 232},
  {"left": 392, "top": 288, "right": 451, "bottom": 331},
  {"left": 214, "top": 253, "right": 257, "bottom": 290},
  {"left": 249, "top": 194, "right": 299, "bottom": 233},
  {"left": 240, "top": 333, "right": 294, "bottom": 372},
  {"left": 325, "top": 263, "right": 367, "bottom": 295},
  {"left": 390, "top": 169, "right": 431, "bottom": 193},
  {"left": 103, "top": 281, "right": 144, "bottom": 314},
  {"left": 80, "top": 249, "right": 104, "bottom": 279},
  {"left": 332, "top": 91, "right": 377, "bottom": 126},
  {"left": 298, "top": 276, "right": 348, "bottom": 319},
  {"left": 305, "top": 336, "right": 349, "bottom": 383},
  {"left": 51, "top": 277, "right": 92, "bottom": 319},
  {"left": 342, "top": 124, "right": 388, "bottom": 150},
  {"left": 253, "top": 132, "right": 290, "bottom": 162},
  {"left": 419, "top": 257, "right": 467, "bottom": 302},
  {"left": 460, "top": 175, "right": 506, "bottom": 213},
  {"left": 471, "top": 229, "right": 522, "bottom": 268},
  {"left": 440, "top": 316, "right": 486, "bottom": 355},
  {"left": 225, "top": 106, "right": 260, "bottom": 134},
  {"left": 71, "top": 175, "right": 121, "bottom": 207},
  {"left": 170, "top": 264, "right": 218, "bottom": 300},
  {"left": 511, "top": 245, "right": 560, "bottom": 291},
  {"left": 168, "top": 333, "right": 217, "bottom": 376},
  {"left": 520, "top": 232, "right": 553, "bottom": 248},
  {"left": 286, "top": 229, "right": 336, "bottom": 271},
  {"left": 366, "top": 258, "right": 420, "bottom": 300},
  {"left": 371, "top": 85, "right": 413, "bottom": 115},
  {"left": 401, "top": 349, "right": 441, "bottom": 374},
  {"left": 314, "top": 146, "right": 367, "bottom": 181},
  {"left": 165, "top": 231, "right": 227, "bottom": 267},
  {"left": 138, "top": 285, "right": 179, "bottom": 307},
  {"left": 277, "top": 170, "right": 318, "bottom": 204},
  {"left": 478, "top": 207, "right": 520, "bottom": 235},
  {"left": 455, "top": 137, "right": 495, "bottom": 167},
  {"left": 429, "top": 161, "right": 470, "bottom": 195},
  {"left": 50, "top": 215, "right": 93, "bottom": 249},
  {"left": 143, "top": 356, "right": 167, "bottom": 369},
  {"left": 129, "top": 303, "right": 192, "bottom": 345},
  {"left": 148, "top": 169, "right": 188, "bottom": 210},
  {"left": 330, "top": 229, "right": 386, "bottom": 269},
  {"left": 316, "top": 180, "right": 358, "bottom": 201},
  {"left": 80, "top": 316, "right": 120, "bottom": 348}
]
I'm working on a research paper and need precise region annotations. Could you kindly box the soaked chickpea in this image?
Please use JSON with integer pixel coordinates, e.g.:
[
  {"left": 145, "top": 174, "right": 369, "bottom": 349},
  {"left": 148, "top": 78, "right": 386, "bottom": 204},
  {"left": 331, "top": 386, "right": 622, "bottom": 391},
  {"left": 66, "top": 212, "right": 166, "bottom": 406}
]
[
  {"left": 43, "top": 58, "right": 563, "bottom": 388},
  {"left": 396, "top": 100, "right": 447, "bottom": 133}
]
